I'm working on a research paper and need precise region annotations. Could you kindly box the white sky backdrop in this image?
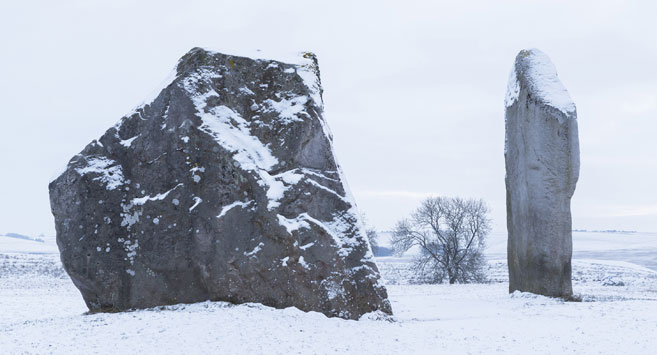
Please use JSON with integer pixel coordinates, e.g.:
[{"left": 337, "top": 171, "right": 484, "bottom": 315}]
[{"left": 1, "top": 0, "right": 656, "bottom": 236}]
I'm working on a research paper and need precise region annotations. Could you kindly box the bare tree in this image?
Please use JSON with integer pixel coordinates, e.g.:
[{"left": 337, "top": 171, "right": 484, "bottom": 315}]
[
  {"left": 366, "top": 228, "right": 379, "bottom": 255},
  {"left": 360, "top": 213, "right": 380, "bottom": 255},
  {"left": 391, "top": 197, "right": 491, "bottom": 284}
]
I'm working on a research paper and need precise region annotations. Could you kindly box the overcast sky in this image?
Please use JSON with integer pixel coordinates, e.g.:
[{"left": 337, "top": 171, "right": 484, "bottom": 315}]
[{"left": 1, "top": 0, "right": 656, "bottom": 236}]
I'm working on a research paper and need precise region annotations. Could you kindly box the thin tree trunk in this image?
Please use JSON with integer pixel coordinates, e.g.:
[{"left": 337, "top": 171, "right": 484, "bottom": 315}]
[{"left": 448, "top": 268, "right": 456, "bottom": 284}]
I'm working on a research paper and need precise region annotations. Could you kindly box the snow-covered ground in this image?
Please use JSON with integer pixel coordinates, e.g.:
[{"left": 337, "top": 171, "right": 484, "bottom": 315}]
[{"left": 2, "top": 232, "right": 657, "bottom": 354}]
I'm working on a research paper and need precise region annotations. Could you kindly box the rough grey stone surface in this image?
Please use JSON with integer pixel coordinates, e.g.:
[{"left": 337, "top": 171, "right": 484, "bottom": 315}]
[
  {"left": 49, "top": 47, "right": 392, "bottom": 319},
  {"left": 504, "top": 49, "right": 580, "bottom": 297}
]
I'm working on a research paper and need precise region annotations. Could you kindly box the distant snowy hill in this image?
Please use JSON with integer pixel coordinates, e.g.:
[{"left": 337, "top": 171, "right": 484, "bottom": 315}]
[
  {"left": 3, "top": 233, "right": 44, "bottom": 242},
  {"left": 0, "top": 233, "right": 57, "bottom": 254},
  {"left": 377, "top": 230, "right": 657, "bottom": 271}
]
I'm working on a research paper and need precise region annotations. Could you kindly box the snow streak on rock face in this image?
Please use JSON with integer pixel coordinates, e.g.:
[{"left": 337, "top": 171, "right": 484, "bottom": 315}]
[
  {"left": 49, "top": 47, "right": 391, "bottom": 320},
  {"left": 505, "top": 48, "right": 580, "bottom": 298}
]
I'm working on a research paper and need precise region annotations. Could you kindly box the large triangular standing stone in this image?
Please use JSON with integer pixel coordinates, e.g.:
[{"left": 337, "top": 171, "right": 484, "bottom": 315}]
[{"left": 49, "top": 48, "right": 392, "bottom": 319}]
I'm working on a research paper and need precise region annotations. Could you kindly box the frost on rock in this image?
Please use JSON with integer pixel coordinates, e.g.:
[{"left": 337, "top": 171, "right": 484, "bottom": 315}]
[
  {"left": 188, "top": 196, "right": 202, "bottom": 212},
  {"left": 119, "top": 135, "right": 139, "bottom": 148},
  {"left": 262, "top": 95, "right": 309, "bottom": 124},
  {"left": 73, "top": 156, "right": 125, "bottom": 190},
  {"left": 132, "top": 184, "right": 183, "bottom": 205},
  {"left": 217, "top": 200, "right": 253, "bottom": 218},
  {"left": 49, "top": 47, "right": 391, "bottom": 320},
  {"left": 505, "top": 65, "right": 520, "bottom": 108}
]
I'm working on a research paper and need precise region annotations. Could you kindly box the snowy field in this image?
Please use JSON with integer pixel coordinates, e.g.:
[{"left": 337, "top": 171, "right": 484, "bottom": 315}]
[{"left": 2, "top": 232, "right": 657, "bottom": 354}]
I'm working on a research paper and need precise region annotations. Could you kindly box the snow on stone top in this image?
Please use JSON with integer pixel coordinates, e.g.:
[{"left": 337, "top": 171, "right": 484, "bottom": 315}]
[
  {"left": 506, "top": 48, "right": 576, "bottom": 117},
  {"left": 200, "top": 47, "right": 316, "bottom": 67},
  {"left": 198, "top": 47, "right": 324, "bottom": 109},
  {"left": 123, "top": 47, "right": 323, "bottom": 121}
]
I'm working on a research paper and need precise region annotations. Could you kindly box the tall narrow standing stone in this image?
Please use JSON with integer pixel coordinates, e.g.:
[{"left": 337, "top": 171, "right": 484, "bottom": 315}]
[{"left": 504, "top": 49, "right": 580, "bottom": 297}]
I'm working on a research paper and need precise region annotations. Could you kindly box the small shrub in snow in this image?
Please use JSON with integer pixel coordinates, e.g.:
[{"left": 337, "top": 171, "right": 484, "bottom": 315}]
[{"left": 602, "top": 277, "right": 625, "bottom": 286}]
